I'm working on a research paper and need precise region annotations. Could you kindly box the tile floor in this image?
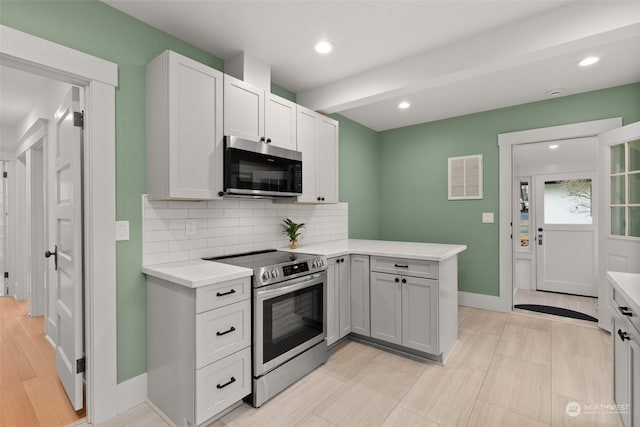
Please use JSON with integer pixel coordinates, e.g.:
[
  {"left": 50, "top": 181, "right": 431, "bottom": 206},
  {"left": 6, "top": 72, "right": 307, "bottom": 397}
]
[{"left": 70, "top": 307, "right": 623, "bottom": 427}]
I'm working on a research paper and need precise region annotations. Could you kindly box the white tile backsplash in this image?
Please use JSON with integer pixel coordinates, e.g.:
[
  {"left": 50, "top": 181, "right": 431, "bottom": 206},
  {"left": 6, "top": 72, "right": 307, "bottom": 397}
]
[{"left": 142, "top": 195, "right": 348, "bottom": 265}]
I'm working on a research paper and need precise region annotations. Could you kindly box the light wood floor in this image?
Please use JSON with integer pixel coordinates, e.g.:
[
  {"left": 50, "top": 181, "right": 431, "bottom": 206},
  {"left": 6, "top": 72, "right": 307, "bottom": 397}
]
[
  {"left": 1, "top": 296, "right": 85, "bottom": 427},
  {"left": 514, "top": 289, "right": 599, "bottom": 320},
  {"left": 71, "top": 306, "right": 622, "bottom": 427}
]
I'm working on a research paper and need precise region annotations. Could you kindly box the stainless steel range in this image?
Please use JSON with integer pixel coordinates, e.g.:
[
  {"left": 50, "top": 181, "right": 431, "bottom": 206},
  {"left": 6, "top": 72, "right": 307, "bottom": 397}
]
[{"left": 205, "top": 249, "right": 328, "bottom": 407}]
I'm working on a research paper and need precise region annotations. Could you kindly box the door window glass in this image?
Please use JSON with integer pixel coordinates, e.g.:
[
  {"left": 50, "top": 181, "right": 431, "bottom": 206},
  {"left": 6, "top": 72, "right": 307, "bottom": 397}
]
[
  {"left": 519, "top": 179, "right": 530, "bottom": 248},
  {"left": 610, "top": 140, "right": 640, "bottom": 238},
  {"left": 544, "top": 179, "right": 592, "bottom": 224}
]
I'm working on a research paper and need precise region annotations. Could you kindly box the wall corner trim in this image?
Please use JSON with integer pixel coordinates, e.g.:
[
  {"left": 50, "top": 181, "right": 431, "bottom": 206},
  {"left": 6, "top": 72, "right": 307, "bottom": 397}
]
[{"left": 116, "top": 373, "right": 148, "bottom": 415}]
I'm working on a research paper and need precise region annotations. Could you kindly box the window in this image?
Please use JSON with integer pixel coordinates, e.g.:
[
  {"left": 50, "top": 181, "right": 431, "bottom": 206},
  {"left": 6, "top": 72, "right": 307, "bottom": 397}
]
[
  {"left": 543, "top": 179, "right": 593, "bottom": 225},
  {"left": 610, "top": 139, "right": 640, "bottom": 237},
  {"left": 519, "top": 179, "right": 530, "bottom": 248}
]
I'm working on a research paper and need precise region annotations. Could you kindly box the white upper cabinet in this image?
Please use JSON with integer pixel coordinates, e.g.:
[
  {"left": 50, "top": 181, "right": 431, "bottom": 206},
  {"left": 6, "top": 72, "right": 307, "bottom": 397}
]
[
  {"left": 295, "top": 105, "right": 339, "bottom": 204},
  {"left": 265, "top": 93, "right": 297, "bottom": 150},
  {"left": 146, "top": 50, "right": 224, "bottom": 200},
  {"left": 223, "top": 75, "right": 264, "bottom": 142},
  {"left": 224, "top": 75, "right": 296, "bottom": 150}
]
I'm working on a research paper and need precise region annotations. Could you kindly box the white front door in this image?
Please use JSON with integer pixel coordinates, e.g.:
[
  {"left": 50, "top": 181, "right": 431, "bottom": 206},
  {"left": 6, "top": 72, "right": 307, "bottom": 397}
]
[
  {"left": 51, "top": 86, "right": 84, "bottom": 410},
  {"left": 535, "top": 172, "right": 597, "bottom": 296},
  {"left": 598, "top": 121, "right": 640, "bottom": 330}
]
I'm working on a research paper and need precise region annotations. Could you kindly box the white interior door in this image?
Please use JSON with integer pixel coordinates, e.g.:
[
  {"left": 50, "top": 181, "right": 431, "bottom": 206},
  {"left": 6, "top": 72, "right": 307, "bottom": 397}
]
[
  {"left": 598, "top": 121, "right": 640, "bottom": 330},
  {"left": 51, "top": 86, "right": 84, "bottom": 410},
  {"left": 535, "top": 172, "right": 597, "bottom": 296}
]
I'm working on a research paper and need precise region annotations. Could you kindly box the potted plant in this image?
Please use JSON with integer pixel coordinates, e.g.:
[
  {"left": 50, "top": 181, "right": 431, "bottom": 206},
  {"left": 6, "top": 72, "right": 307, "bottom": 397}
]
[{"left": 281, "top": 218, "right": 305, "bottom": 249}]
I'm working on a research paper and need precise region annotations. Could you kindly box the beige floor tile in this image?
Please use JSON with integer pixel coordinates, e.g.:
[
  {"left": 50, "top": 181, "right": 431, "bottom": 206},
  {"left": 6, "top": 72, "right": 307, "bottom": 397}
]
[
  {"left": 478, "top": 354, "right": 551, "bottom": 424},
  {"left": 507, "top": 312, "right": 553, "bottom": 332},
  {"left": 514, "top": 289, "right": 598, "bottom": 320},
  {"left": 222, "top": 370, "right": 342, "bottom": 427},
  {"left": 551, "top": 350, "right": 612, "bottom": 405},
  {"left": 551, "top": 394, "right": 624, "bottom": 427},
  {"left": 400, "top": 363, "right": 484, "bottom": 426},
  {"left": 312, "top": 382, "right": 398, "bottom": 427},
  {"left": 552, "top": 322, "right": 609, "bottom": 361},
  {"left": 466, "top": 400, "right": 549, "bottom": 427},
  {"left": 350, "top": 360, "right": 418, "bottom": 401},
  {"left": 319, "top": 340, "right": 379, "bottom": 382},
  {"left": 381, "top": 407, "right": 442, "bottom": 427},
  {"left": 495, "top": 323, "right": 551, "bottom": 366},
  {"left": 446, "top": 328, "right": 499, "bottom": 372},
  {"left": 458, "top": 307, "right": 508, "bottom": 336},
  {"left": 373, "top": 348, "right": 428, "bottom": 377},
  {"left": 294, "top": 413, "right": 335, "bottom": 427}
]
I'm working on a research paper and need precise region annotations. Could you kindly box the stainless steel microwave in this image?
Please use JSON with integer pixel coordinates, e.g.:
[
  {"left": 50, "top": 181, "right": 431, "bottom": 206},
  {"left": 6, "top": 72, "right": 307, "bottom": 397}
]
[{"left": 221, "top": 136, "right": 302, "bottom": 198}]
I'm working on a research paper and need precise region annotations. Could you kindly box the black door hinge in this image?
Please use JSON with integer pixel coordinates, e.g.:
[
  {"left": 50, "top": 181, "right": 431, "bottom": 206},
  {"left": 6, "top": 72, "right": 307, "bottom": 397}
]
[
  {"left": 3, "top": 272, "right": 8, "bottom": 279},
  {"left": 73, "top": 111, "right": 84, "bottom": 129},
  {"left": 76, "top": 357, "right": 86, "bottom": 374},
  {"left": 2, "top": 172, "right": 6, "bottom": 178}
]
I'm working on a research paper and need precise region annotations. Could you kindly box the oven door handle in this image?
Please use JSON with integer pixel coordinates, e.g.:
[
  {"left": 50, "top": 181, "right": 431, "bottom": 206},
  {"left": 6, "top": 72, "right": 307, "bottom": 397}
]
[{"left": 256, "top": 273, "right": 325, "bottom": 300}]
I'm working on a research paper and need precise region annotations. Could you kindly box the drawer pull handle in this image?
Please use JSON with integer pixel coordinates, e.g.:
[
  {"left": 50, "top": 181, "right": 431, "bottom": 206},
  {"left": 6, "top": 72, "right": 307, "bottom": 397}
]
[
  {"left": 618, "top": 329, "right": 631, "bottom": 342},
  {"left": 216, "top": 289, "right": 236, "bottom": 297},
  {"left": 394, "top": 264, "right": 409, "bottom": 268},
  {"left": 217, "top": 377, "right": 236, "bottom": 389},
  {"left": 216, "top": 326, "right": 236, "bottom": 336},
  {"left": 618, "top": 306, "right": 633, "bottom": 317}
]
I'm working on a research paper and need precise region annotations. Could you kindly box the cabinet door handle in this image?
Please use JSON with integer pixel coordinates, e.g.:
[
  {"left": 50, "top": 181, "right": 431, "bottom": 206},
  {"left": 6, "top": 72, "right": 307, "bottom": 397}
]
[
  {"left": 266, "top": 138, "right": 272, "bottom": 144},
  {"left": 216, "top": 289, "right": 236, "bottom": 297},
  {"left": 618, "top": 329, "right": 631, "bottom": 342},
  {"left": 619, "top": 306, "right": 633, "bottom": 317},
  {"left": 216, "top": 326, "right": 236, "bottom": 336},
  {"left": 260, "top": 137, "right": 266, "bottom": 143},
  {"left": 401, "top": 278, "right": 407, "bottom": 284},
  {"left": 216, "top": 377, "right": 236, "bottom": 389},
  {"left": 394, "top": 277, "right": 400, "bottom": 283},
  {"left": 394, "top": 263, "right": 408, "bottom": 268}
]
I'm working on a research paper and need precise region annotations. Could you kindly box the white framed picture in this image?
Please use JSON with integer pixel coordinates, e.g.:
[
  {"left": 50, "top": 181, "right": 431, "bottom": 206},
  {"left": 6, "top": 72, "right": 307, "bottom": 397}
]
[{"left": 448, "top": 154, "right": 483, "bottom": 200}]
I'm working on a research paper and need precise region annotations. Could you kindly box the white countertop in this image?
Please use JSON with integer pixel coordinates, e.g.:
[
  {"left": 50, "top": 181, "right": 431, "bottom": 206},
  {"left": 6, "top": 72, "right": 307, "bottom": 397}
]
[
  {"left": 142, "top": 260, "right": 252, "bottom": 288},
  {"left": 281, "top": 239, "right": 467, "bottom": 261},
  {"left": 608, "top": 271, "right": 640, "bottom": 317},
  {"left": 143, "top": 239, "right": 467, "bottom": 288}
]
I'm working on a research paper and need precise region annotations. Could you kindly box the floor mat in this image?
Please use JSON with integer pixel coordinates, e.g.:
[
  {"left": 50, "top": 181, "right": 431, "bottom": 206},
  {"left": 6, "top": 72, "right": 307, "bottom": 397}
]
[{"left": 514, "top": 304, "right": 598, "bottom": 322}]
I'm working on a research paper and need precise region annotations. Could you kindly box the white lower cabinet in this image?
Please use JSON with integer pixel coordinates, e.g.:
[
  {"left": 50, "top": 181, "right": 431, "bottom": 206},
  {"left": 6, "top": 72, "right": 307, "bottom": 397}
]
[
  {"left": 370, "top": 272, "right": 437, "bottom": 353},
  {"left": 327, "top": 255, "right": 351, "bottom": 346},
  {"left": 147, "top": 275, "right": 252, "bottom": 426},
  {"left": 350, "top": 255, "right": 370, "bottom": 337},
  {"left": 611, "top": 288, "right": 640, "bottom": 427}
]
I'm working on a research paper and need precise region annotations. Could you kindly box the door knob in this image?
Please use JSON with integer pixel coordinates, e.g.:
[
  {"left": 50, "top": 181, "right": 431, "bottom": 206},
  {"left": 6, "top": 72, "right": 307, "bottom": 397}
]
[{"left": 45, "top": 245, "right": 58, "bottom": 270}]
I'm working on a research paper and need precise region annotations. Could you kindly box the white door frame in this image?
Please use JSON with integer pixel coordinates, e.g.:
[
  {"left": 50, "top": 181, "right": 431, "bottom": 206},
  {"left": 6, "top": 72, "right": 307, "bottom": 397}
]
[
  {"left": 496, "top": 118, "right": 622, "bottom": 319},
  {"left": 0, "top": 25, "right": 118, "bottom": 423}
]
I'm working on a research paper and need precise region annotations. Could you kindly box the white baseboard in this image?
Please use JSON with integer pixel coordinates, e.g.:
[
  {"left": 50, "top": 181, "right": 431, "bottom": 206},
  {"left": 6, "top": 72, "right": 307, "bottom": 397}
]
[
  {"left": 116, "top": 373, "right": 148, "bottom": 414},
  {"left": 458, "top": 291, "right": 510, "bottom": 312}
]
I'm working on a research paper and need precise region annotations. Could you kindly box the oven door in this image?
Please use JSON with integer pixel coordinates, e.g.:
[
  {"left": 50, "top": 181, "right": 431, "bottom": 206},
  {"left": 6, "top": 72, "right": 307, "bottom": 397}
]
[
  {"left": 254, "top": 271, "right": 326, "bottom": 376},
  {"left": 224, "top": 136, "right": 302, "bottom": 197}
]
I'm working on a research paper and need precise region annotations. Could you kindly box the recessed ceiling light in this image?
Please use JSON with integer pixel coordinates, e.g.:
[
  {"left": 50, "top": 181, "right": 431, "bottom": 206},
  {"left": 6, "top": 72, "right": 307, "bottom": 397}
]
[
  {"left": 549, "top": 144, "right": 559, "bottom": 150},
  {"left": 578, "top": 56, "right": 600, "bottom": 67},
  {"left": 314, "top": 40, "right": 334, "bottom": 54},
  {"left": 398, "top": 101, "right": 410, "bottom": 109}
]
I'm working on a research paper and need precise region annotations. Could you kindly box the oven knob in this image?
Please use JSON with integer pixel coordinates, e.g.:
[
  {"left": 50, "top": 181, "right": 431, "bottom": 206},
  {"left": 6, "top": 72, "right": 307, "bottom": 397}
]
[
  {"left": 271, "top": 269, "right": 279, "bottom": 278},
  {"left": 262, "top": 270, "right": 271, "bottom": 281}
]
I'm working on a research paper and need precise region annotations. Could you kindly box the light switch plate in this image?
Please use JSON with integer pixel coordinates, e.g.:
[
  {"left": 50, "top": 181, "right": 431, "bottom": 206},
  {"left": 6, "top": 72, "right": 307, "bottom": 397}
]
[
  {"left": 116, "top": 221, "right": 130, "bottom": 241},
  {"left": 482, "top": 212, "right": 494, "bottom": 223}
]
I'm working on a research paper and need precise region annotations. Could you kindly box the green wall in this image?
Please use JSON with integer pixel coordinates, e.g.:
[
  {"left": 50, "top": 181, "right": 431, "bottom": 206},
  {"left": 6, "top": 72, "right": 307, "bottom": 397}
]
[
  {"left": 332, "top": 114, "right": 380, "bottom": 239},
  {"left": 378, "top": 83, "right": 640, "bottom": 296},
  {"left": 0, "top": 0, "right": 227, "bottom": 383}
]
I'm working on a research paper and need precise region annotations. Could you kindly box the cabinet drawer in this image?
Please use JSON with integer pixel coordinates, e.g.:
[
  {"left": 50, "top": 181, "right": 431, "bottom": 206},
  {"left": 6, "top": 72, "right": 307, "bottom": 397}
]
[
  {"left": 195, "top": 347, "right": 251, "bottom": 425},
  {"left": 371, "top": 256, "right": 438, "bottom": 279},
  {"left": 196, "top": 300, "right": 251, "bottom": 368},
  {"left": 612, "top": 288, "right": 640, "bottom": 335},
  {"left": 196, "top": 277, "right": 251, "bottom": 313}
]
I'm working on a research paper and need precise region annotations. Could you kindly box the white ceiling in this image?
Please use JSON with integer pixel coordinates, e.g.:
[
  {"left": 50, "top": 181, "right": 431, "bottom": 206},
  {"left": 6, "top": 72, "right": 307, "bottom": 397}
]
[
  {"left": 103, "top": 0, "right": 640, "bottom": 131},
  {"left": 0, "top": 65, "right": 53, "bottom": 133}
]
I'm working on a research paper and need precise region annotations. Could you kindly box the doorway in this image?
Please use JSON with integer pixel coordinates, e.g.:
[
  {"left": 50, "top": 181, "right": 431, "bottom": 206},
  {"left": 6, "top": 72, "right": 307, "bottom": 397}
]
[{"left": 511, "top": 137, "right": 599, "bottom": 321}]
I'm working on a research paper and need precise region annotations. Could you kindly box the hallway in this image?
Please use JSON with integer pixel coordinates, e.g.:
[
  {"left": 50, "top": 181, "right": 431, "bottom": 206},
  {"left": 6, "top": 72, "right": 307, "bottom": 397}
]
[{"left": 0, "top": 296, "right": 85, "bottom": 427}]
